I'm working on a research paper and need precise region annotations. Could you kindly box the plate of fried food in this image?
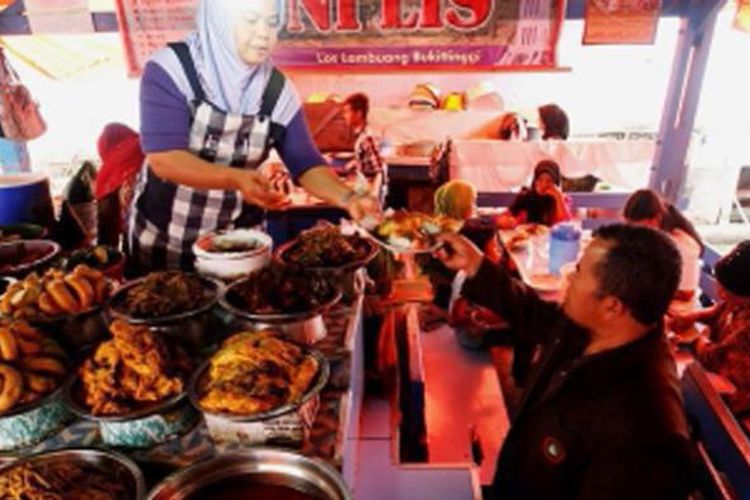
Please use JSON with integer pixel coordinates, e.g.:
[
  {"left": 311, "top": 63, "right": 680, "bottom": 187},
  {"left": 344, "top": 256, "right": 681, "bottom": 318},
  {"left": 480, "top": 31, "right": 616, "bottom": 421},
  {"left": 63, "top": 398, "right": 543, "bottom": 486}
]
[
  {"left": 0, "top": 448, "right": 144, "bottom": 500},
  {"left": 190, "top": 330, "right": 328, "bottom": 421},
  {"left": 367, "top": 209, "right": 462, "bottom": 254},
  {"left": 275, "top": 223, "right": 379, "bottom": 273},
  {"left": 221, "top": 263, "right": 341, "bottom": 323},
  {"left": 0, "top": 320, "right": 70, "bottom": 451},
  {"left": 190, "top": 330, "right": 328, "bottom": 445},
  {"left": 65, "top": 320, "right": 195, "bottom": 448},
  {"left": 108, "top": 271, "right": 219, "bottom": 323},
  {"left": 0, "top": 264, "right": 111, "bottom": 321}
]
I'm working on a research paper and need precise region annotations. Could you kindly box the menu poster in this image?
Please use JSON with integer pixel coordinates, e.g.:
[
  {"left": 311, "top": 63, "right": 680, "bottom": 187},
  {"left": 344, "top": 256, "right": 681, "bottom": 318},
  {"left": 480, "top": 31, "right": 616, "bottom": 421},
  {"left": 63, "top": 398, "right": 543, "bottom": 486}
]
[
  {"left": 24, "top": 0, "right": 93, "bottom": 34},
  {"left": 735, "top": 0, "right": 750, "bottom": 34},
  {"left": 114, "top": 0, "right": 197, "bottom": 77},
  {"left": 583, "top": 0, "right": 661, "bottom": 45}
]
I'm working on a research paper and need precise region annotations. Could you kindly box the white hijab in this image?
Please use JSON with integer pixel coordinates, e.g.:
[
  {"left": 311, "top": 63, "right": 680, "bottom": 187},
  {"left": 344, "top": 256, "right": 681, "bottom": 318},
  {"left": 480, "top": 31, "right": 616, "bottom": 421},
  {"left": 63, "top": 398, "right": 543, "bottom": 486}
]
[{"left": 188, "top": 0, "right": 273, "bottom": 114}]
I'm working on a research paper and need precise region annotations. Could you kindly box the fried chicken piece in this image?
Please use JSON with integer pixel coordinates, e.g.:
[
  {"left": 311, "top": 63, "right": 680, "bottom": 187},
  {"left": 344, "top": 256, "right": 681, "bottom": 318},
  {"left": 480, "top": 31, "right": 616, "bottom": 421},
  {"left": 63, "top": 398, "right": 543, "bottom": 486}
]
[{"left": 79, "top": 320, "right": 186, "bottom": 416}]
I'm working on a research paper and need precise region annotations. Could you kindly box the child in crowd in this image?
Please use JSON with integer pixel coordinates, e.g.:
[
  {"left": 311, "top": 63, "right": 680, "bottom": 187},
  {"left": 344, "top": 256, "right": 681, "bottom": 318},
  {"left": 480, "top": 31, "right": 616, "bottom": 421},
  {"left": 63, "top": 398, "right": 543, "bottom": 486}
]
[
  {"left": 498, "top": 160, "right": 571, "bottom": 228},
  {"left": 670, "top": 241, "right": 750, "bottom": 414}
]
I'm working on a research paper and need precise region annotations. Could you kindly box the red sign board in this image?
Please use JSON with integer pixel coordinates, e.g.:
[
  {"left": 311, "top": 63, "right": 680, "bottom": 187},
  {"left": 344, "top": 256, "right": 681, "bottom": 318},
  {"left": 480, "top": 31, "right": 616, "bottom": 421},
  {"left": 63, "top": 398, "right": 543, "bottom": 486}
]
[
  {"left": 115, "top": 0, "right": 565, "bottom": 76},
  {"left": 583, "top": 0, "right": 661, "bottom": 45}
]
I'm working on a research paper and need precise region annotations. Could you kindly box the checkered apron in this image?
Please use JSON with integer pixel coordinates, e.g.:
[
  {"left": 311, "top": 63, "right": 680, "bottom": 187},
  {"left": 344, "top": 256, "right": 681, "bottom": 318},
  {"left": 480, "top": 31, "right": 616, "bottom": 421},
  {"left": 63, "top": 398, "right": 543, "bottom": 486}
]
[{"left": 129, "top": 43, "right": 285, "bottom": 271}]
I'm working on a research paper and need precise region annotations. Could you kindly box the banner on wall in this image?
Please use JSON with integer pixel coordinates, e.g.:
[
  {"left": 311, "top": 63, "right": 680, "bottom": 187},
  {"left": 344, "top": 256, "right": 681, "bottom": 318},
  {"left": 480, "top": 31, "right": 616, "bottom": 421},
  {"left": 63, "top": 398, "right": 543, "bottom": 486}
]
[
  {"left": 583, "top": 0, "right": 661, "bottom": 45},
  {"left": 24, "top": 0, "right": 93, "bottom": 34},
  {"left": 115, "top": 0, "right": 566, "bottom": 77},
  {"left": 735, "top": 0, "right": 750, "bottom": 34}
]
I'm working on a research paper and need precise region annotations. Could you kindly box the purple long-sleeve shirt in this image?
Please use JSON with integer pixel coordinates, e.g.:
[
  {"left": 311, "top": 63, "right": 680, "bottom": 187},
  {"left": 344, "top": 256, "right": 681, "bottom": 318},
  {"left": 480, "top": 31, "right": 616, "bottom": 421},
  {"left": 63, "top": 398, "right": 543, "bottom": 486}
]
[{"left": 139, "top": 61, "right": 324, "bottom": 180}]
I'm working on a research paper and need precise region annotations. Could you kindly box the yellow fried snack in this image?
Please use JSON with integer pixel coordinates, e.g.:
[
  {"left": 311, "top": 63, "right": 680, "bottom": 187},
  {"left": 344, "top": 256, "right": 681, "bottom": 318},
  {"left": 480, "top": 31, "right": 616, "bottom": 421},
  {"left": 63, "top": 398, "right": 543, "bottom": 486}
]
[
  {"left": 0, "top": 363, "right": 24, "bottom": 412},
  {"left": 79, "top": 320, "right": 187, "bottom": 416},
  {"left": 198, "top": 330, "right": 319, "bottom": 415}
]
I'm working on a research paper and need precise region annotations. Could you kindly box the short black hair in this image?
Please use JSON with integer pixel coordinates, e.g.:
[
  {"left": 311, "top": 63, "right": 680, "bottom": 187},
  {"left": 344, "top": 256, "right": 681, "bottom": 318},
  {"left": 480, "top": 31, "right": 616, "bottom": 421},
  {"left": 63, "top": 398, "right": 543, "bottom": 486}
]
[
  {"left": 344, "top": 93, "right": 369, "bottom": 119},
  {"left": 538, "top": 103, "right": 569, "bottom": 140},
  {"left": 592, "top": 224, "right": 681, "bottom": 325},
  {"left": 623, "top": 189, "right": 663, "bottom": 222},
  {"left": 624, "top": 189, "right": 704, "bottom": 255}
]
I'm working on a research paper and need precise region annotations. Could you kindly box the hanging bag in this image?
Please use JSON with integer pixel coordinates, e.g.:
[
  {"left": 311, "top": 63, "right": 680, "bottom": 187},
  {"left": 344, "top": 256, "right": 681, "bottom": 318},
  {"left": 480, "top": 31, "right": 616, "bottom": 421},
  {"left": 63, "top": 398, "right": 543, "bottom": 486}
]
[{"left": 0, "top": 47, "right": 46, "bottom": 141}]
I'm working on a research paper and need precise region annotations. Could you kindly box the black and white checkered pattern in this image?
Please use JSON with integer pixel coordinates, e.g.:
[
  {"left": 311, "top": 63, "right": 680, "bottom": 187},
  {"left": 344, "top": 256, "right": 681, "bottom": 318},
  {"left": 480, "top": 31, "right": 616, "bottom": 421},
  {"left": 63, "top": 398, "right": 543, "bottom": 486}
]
[{"left": 129, "top": 47, "right": 280, "bottom": 272}]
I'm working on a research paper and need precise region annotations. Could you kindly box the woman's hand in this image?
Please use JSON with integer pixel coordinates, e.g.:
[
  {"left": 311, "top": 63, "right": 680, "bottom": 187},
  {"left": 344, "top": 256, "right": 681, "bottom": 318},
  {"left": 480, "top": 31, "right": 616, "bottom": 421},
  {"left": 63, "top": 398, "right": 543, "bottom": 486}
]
[
  {"left": 344, "top": 193, "right": 381, "bottom": 224},
  {"left": 235, "top": 170, "right": 289, "bottom": 210},
  {"left": 541, "top": 184, "right": 565, "bottom": 201},
  {"left": 433, "top": 232, "right": 484, "bottom": 277}
]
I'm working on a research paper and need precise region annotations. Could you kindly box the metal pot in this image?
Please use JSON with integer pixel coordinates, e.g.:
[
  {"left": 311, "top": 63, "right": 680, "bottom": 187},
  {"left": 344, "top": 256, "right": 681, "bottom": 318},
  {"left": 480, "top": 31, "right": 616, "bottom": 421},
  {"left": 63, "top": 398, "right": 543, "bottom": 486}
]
[
  {"left": 275, "top": 235, "right": 377, "bottom": 305},
  {"left": 0, "top": 447, "right": 146, "bottom": 499},
  {"left": 220, "top": 277, "right": 341, "bottom": 345},
  {"left": 188, "top": 347, "right": 329, "bottom": 446},
  {"left": 64, "top": 376, "right": 198, "bottom": 449},
  {"left": 0, "top": 384, "right": 71, "bottom": 452},
  {"left": 30, "top": 304, "right": 109, "bottom": 357},
  {"left": 147, "top": 448, "right": 351, "bottom": 500},
  {"left": 0, "top": 239, "right": 59, "bottom": 278},
  {"left": 107, "top": 275, "right": 223, "bottom": 354}
]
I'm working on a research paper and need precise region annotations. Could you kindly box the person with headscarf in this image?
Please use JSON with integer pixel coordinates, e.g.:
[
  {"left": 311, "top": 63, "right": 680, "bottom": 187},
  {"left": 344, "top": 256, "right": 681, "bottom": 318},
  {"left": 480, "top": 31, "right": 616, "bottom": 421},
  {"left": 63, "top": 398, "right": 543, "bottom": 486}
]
[
  {"left": 95, "top": 123, "right": 145, "bottom": 247},
  {"left": 499, "top": 160, "right": 571, "bottom": 228},
  {"left": 670, "top": 241, "right": 750, "bottom": 415},
  {"left": 128, "top": 0, "right": 379, "bottom": 271}
]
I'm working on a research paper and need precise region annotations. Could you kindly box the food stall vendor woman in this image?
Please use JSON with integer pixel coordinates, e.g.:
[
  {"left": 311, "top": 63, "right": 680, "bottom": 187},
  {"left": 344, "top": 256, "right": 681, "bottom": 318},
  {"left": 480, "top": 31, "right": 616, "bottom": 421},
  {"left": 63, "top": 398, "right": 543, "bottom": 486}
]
[{"left": 129, "top": 0, "right": 366, "bottom": 271}]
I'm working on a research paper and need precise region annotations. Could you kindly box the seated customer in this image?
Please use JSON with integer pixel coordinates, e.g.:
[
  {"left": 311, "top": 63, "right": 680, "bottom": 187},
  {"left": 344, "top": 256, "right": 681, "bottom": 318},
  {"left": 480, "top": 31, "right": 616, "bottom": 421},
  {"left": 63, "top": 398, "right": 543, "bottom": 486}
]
[
  {"left": 435, "top": 224, "right": 695, "bottom": 499},
  {"left": 671, "top": 241, "right": 750, "bottom": 414},
  {"left": 498, "top": 160, "right": 571, "bottom": 228},
  {"left": 624, "top": 189, "right": 703, "bottom": 302}
]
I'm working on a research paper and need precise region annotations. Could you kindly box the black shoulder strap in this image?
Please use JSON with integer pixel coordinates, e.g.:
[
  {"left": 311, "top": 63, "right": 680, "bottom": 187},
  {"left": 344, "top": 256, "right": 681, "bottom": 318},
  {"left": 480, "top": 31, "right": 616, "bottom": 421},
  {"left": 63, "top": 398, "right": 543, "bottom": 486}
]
[
  {"left": 168, "top": 42, "right": 206, "bottom": 101},
  {"left": 259, "top": 68, "right": 285, "bottom": 118}
]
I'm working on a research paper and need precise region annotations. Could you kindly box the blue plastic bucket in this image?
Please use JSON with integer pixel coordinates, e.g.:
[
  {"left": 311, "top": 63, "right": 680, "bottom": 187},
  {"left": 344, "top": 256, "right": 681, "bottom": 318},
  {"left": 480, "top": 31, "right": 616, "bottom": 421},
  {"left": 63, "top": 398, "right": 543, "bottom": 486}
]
[{"left": 0, "top": 174, "right": 55, "bottom": 227}]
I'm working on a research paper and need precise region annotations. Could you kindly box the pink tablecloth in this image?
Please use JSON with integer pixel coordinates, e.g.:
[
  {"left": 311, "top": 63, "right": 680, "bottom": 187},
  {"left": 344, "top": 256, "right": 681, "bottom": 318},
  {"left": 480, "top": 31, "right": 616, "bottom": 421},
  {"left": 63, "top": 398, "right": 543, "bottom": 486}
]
[{"left": 450, "top": 139, "right": 655, "bottom": 191}]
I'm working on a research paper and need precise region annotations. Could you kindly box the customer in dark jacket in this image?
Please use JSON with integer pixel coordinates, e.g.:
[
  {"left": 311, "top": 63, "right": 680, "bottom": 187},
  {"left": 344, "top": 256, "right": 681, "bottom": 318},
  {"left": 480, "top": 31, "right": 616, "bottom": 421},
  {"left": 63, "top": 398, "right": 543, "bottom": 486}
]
[{"left": 435, "top": 224, "right": 694, "bottom": 500}]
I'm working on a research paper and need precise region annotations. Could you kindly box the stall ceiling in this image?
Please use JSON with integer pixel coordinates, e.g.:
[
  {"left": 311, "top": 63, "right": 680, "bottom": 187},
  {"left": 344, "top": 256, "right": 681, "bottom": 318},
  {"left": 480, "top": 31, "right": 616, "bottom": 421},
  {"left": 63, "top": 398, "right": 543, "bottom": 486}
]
[{"left": 0, "top": 34, "right": 121, "bottom": 80}]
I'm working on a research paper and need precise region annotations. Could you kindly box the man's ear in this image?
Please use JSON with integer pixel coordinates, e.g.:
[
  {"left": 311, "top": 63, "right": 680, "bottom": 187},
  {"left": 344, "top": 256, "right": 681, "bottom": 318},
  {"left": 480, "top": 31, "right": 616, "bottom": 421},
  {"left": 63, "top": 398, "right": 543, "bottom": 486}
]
[{"left": 602, "top": 295, "right": 626, "bottom": 319}]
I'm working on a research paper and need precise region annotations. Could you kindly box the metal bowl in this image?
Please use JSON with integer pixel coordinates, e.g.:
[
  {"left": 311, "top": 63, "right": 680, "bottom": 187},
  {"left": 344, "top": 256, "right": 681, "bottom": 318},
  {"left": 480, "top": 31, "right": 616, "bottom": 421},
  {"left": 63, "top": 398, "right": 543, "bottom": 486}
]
[
  {"left": 64, "top": 374, "right": 197, "bottom": 449},
  {"left": 107, "top": 274, "right": 223, "bottom": 353},
  {"left": 147, "top": 448, "right": 351, "bottom": 500},
  {"left": 274, "top": 234, "right": 379, "bottom": 275},
  {"left": 0, "top": 384, "right": 71, "bottom": 452},
  {"left": 0, "top": 239, "right": 60, "bottom": 278},
  {"left": 220, "top": 277, "right": 341, "bottom": 324},
  {"left": 0, "top": 447, "right": 145, "bottom": 499},
  {"left": 188, "top": 346, "right": 330, "bottom": 424},
  {"left": 29, "top": 304, "right": 109, "bottom": 356}
]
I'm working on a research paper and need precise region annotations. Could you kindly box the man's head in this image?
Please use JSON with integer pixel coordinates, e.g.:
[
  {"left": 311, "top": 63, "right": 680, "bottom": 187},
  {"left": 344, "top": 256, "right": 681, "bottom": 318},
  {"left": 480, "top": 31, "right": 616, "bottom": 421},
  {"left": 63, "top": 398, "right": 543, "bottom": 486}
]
[
  {"left": 343, "top": 93, "right": 370, "bottom": 130},
  {"left": 715, "top": 240, "right": 750, "bottom": 305},
  {"left": 563, "top": 224, "right": 681, "bottom": 334},
  {"left": 623, "top": 189, "right": 665, "bottom": 229}
]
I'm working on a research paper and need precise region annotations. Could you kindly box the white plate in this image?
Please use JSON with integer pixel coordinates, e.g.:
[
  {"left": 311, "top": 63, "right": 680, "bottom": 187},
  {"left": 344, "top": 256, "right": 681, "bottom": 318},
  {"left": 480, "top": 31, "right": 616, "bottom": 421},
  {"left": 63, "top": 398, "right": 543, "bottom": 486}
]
[
  {"left": 193, "top": 229, "right": 272, "bottom": 260},
  {"left": 368, "top": 231, "right": 441, "bottom": 255}
]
